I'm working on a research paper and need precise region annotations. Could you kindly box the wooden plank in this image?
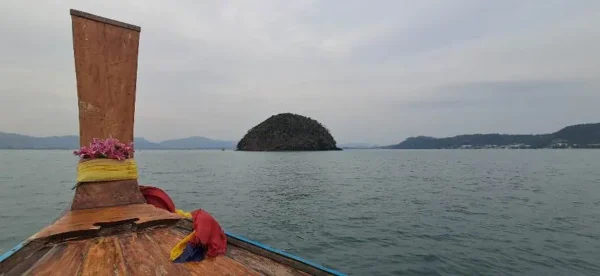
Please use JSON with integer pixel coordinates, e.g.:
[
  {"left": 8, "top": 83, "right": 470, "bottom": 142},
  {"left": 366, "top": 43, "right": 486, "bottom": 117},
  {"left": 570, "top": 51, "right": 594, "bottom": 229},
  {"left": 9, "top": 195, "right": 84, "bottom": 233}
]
[
  {"left": 183, "top": 256, "right": 262, "bottom": 276},
  {"left": 227, "top": 246, "right": 310, "bottom": 276},
  {"left": 70, "top": 180, "right": 146, "bottom": 210},
  {"left": 25, "top": 241, "right": 87, "bottom": 275},
  {"left": 71, "top": 12, "right": 139, "bottom": 147},
  {"left": 145, "top": 228, "right": 188, "bottom": 259},
  {"left": 69, "top": 9, "right": 144, "bottom": 210},
  {"left": 227, "top": 235, "right": 337, "bottom": 276},
  {"left": 170, "top": 220, "right": 339, "bottom": 275},
  {"left": 70, "top": 9, "right": 141, "bottom": 32},
  {"left": 147, "top": 227, "right": 261, "bottom": 276},
  {"left": 170, "top": 220, "right": 313, "bottom": 275},
  {"left": 1, "top": 244, "right": 51, "bottom": 276},
  {"left": 80, "top": 237, "right": 127, "bottom": 276},
  {"left": 118, "top": 233, "right": 185, "bottom": 275},
  {"left": 31, "top": 204, "right": 181, "bottom": 240}
]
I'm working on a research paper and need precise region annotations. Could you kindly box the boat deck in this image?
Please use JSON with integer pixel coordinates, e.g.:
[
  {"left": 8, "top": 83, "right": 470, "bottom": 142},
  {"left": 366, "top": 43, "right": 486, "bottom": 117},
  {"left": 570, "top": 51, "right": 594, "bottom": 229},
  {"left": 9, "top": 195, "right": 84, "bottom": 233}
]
[
  {"left": 3, "top": 228, "right": 310, "bottom": 275},
  {"left": 0, "top": 204, "right": 335, "bottom": 276}
]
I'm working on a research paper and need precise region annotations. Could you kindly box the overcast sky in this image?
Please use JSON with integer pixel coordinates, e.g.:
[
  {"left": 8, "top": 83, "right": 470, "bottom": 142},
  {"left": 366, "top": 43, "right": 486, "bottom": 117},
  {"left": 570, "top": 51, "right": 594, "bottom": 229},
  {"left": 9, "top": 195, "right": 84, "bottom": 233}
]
[{"left": 1, "top": 1, "right": 598, "bottom": 145}]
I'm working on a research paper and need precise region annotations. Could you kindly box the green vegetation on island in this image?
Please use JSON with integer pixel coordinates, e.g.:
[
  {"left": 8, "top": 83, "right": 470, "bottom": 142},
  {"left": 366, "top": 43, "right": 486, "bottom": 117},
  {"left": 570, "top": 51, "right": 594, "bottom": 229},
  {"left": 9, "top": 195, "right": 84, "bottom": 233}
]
[
  {"left": 237, "top": 113, "right": 341, "bottom": 151},
  {"left": 384, "top": 123, "right": 600, "bottom": 149}
]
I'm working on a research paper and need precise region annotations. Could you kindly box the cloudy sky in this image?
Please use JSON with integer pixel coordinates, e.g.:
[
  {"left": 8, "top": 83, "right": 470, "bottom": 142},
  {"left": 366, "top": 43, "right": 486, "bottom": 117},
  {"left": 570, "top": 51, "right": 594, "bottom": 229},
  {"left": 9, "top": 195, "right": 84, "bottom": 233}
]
[{"left": 0, "top": 1, "right": 598, "bottom": 145}]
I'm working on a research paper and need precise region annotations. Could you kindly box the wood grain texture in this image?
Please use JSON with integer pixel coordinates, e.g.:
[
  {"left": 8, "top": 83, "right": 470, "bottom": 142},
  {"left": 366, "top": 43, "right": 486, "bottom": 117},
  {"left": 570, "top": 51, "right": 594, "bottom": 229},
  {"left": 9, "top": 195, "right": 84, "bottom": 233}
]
[
  {"left": 70, "top": 180, "right": 146, "bottom": 210},
  {"left": 70, "top": 9, "right": 141, "bottom": 32},
  {"left": 118, "top": 233, "right": 186, "bottom": 275},
  {"left": 71, "top": 14, "right": 139, "bottom": 147},
  {"left": 80, "top": 237, "right": 127, "bottom": 276},
  {"left": 227, "top": 246, "right": 310, "bottom": 276},
  {"left": 167, "top": 220, "right": 311, "bottom": 276},
  {"left": 31, "top": 204, "right": 181, "bottom": 240},
  {"left": 70, "top": 11, "right": 144, "bottom": 209},
  {"left": 184, "top": 255, "right": 262, "bottom": 276},
  {"left": 227, "top": 236, "right": 334, "bottom": 276},
  {"left": 146, "top": 228, "right": 261, "bottom": 276},
  {"left": 146, "top": 228, "right": 188, "bottom": 257},
  {"left": 2, "top": 222, "right": 336, "bottom": 276},
  {"left": 1, "top": 243, "right": 51, "bottom": 276},
  {"left": 25, "top": 241, "right": 87, "bottom": 275}
]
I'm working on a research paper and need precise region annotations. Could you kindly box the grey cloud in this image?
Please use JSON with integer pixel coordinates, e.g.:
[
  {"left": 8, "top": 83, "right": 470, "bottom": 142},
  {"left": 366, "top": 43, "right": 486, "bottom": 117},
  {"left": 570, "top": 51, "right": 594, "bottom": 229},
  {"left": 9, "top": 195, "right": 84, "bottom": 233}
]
[{"left": 0, "top": 0, "right": 599, "bottom": 145}]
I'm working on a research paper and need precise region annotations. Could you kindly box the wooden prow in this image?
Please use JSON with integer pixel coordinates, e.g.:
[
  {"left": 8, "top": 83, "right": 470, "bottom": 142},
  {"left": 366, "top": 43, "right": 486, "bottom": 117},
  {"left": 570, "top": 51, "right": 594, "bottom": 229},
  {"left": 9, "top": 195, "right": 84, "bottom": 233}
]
[{"left": 69, "top": 9, "right": 146, "bottom": 210}]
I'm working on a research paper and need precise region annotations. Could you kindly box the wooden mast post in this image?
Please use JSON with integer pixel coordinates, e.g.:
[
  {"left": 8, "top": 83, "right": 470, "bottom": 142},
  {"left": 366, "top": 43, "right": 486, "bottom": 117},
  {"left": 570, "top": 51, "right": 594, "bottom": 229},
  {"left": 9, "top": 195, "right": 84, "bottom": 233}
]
[{"left": 69, "top": 9, "right": 146, "bottom": 210}]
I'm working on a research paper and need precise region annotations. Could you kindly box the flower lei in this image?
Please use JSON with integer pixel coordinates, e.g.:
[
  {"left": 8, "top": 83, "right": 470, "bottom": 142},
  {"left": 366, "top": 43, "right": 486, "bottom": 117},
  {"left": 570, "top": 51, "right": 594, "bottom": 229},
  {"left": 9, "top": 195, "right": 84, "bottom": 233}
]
[{"left": 73, "top": 137, "right": 134, "bottom": 160}]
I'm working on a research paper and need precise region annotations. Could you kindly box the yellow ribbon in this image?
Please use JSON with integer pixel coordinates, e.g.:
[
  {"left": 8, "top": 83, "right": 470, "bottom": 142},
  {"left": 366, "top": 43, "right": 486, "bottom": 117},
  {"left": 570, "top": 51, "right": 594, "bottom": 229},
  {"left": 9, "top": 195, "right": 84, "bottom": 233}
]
[
  {"left": 170, "top": 209, "right": 196, "bottom": 261},
  {"left": 76, "top": 159, "right": 138, "bottom": 183},
  {"left": 176, "top": 210, "right": 192, "bottom": 218}
]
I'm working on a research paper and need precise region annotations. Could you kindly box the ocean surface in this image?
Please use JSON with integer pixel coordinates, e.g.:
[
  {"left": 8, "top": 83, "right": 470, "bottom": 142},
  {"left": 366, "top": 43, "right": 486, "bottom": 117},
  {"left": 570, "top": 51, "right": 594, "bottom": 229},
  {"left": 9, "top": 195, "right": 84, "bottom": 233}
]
[{"left": 1, "top": 149, "right": 599, "bottom": 275}]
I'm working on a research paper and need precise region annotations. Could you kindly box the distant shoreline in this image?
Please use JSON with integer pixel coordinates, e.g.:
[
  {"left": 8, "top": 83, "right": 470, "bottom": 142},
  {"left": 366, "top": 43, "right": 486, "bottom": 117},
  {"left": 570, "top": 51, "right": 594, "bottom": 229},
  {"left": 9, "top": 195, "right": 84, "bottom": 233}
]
[
  {"left": 0, "top": 148, "right": 235, "bottom": 150},
  {"left": 1, "top": 148, "right": 598, "bottom": 151},
  {"left": 382, "top": 123, "right": 600, "bottom": 150},
  {"left": 2, "top": 122, "right": 599, "bottom": 150}
]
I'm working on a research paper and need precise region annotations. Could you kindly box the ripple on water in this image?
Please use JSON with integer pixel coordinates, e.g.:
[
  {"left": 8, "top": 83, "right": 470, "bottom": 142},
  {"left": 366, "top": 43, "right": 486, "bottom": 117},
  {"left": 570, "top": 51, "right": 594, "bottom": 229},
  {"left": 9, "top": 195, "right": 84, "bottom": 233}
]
[{"left": 2, "top": 150, "right": 600, "bottom": 276}]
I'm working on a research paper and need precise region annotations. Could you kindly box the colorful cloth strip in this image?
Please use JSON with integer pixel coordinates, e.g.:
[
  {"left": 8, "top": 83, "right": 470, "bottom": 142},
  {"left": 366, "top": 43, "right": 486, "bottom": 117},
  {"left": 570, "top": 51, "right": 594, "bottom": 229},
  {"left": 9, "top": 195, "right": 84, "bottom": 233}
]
[
  {"left": 139, "top": 185, "right": 227, "bottom": 263},
  {"left": 76, "top": 159, "right": 138, "bottom": 183}
]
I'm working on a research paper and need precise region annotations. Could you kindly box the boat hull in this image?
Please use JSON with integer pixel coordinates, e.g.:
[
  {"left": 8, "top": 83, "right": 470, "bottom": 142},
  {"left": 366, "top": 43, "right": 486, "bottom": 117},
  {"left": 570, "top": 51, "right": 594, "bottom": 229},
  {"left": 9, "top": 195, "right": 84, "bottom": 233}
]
[{"left": 0, "top": 204, "right": 344, "bottom": 276}]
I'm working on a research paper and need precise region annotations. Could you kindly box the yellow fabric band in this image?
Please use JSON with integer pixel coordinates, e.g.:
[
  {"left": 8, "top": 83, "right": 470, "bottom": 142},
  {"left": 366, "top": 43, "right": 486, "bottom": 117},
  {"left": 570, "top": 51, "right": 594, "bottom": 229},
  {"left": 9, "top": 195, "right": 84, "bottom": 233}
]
[
  {"left": 170, "top": 209, "right": 194, "bottom": 261},
  {"left": 170, "top": 231, "right": 196, "bottom": 261},
  {"left": 175, "top": 209, "right": 192, "bottom": 219},
  {"left": 76, "top": 159, "right": 138, "bottom": 183}
]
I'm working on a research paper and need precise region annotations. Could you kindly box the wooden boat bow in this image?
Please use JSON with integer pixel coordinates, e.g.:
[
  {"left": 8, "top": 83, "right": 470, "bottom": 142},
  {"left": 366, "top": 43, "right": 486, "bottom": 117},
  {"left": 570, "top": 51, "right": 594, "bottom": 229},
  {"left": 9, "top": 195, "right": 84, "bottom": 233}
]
[{"left": 0, "top": 9, "right": 345, "bottom": 276}]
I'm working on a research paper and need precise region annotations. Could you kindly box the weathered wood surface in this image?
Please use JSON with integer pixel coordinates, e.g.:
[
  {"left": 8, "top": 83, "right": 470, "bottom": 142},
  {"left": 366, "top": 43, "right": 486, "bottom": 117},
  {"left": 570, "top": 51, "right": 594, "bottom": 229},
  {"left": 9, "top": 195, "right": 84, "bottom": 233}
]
[
  {"left": 71, "top": 11, "right": 139, "bottom": 147},
  {"left": 228, "top": 235, "right": 334, "bottom": 276},
  {"left": 170, "top": 220, "right": 314, "bottom": 276},
  {"left": 80, "top": 237, "right": 127, "bottom": 276},
  {"left": 118, "top": 233, "right": 185, "bottom": 275},
  {"left": 1, "top": 221, "right": 335, "bottom": 276},
  {"left": 70, "top": 180, "right": 146, "bottom": 210},
  {"left": 25, "top": 241, "right": 87, "bottom": 275},
  {"left": 228, "top": 246, "right": 311, "bottom": 276},
  {"left": 0, "top": 243, "right": 51, "bottom": 276},
  {"left": 70, "top": 9, "right": 141, "bottom": 32},
  {"left": 69, "top": 9, "right": 145, "bottom": 210},
  {"left": 30, "top": 204, "right": 181, "bottom": 240}
]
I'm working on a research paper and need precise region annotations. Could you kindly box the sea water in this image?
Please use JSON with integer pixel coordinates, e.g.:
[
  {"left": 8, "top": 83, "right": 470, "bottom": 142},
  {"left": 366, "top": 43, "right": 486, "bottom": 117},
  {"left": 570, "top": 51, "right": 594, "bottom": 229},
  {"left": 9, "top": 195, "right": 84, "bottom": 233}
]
[{"left": 0, "top": 149, "right": 599, "bottom": 275}]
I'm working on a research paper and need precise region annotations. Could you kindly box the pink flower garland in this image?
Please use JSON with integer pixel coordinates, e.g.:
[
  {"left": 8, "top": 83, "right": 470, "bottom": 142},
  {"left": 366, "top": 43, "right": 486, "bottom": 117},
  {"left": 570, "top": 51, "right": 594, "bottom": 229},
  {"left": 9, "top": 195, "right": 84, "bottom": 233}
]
[{"left": 73, "top": 138, "right": 134, "bottom": 160}]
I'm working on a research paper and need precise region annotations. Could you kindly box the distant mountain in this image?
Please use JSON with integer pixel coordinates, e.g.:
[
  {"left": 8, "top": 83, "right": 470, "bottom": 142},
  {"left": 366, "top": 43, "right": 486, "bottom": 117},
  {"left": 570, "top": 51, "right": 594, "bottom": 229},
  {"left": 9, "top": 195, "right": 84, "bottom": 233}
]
[
  {"left": 0, "top": 132, "right": 79, "bottom": 149},
  {"left": 0, "top": 132, "right": 236, "bottom": 150},
  {"left": 338, "top": 143, "right": 379, "bottom": 149},
  {"left": 133, "top": 137, "right": 162, "bottom": 149},
  {"left": 159, "top": 136, "right": 235, "bottom": 149},
  {"left": 384, "top": 123, "right": 600, "bottom": 149}
]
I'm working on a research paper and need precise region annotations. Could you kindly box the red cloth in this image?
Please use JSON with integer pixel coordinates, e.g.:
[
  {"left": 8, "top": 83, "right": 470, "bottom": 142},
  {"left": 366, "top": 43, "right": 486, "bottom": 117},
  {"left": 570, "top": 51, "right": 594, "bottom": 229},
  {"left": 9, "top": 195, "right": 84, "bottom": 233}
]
[
  {"left": 139, "top": 185, "right": 176, "bottom": 213},
  {"left": 139, "top": 185, "right": 227, "bottom": 258},
  {"left": 190, "top": 209, "right": 228, "bottom": 257}
]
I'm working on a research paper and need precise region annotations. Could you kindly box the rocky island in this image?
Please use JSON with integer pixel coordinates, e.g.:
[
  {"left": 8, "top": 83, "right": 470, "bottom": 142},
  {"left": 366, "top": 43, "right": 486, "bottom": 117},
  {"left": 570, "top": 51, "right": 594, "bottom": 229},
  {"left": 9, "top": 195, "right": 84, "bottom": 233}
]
[{"left": 237, "top": 113, "right": 341, "bottom": 151}]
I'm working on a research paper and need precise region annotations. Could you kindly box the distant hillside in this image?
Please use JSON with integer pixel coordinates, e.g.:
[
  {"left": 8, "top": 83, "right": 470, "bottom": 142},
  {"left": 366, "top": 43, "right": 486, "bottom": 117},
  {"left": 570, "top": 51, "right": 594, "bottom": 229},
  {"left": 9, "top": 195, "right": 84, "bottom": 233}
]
[
  {"left": 134, "top": 137, "right": 163, "bottom": 149},
  {"left": 338, "top": 143, "right": 379, "bottom": 149},
  {"left": 159, "top": 137, "right": 235, "bottom": 149},
  {"left": 384, "top": 123, "right": 600, "bottom": 149},
  {"left": 0, "top": 132, "right": 235, "bottom": 149},
  {"left": 0, "top": 132, "right": 79, "bottom": 149}
]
